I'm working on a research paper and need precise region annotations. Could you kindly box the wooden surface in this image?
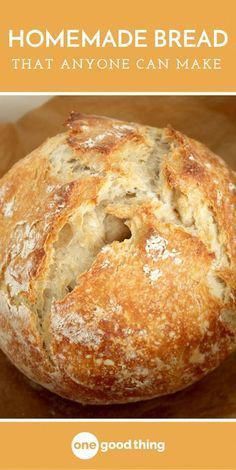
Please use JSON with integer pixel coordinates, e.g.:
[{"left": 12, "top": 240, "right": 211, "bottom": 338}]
[{"left": 0, "top": 96, "right": 235, "bottom": 418}]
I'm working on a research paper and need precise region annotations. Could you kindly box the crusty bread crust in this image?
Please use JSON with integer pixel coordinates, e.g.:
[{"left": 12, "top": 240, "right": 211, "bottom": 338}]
[{"left": 0, "top": 113, "right": 235, "bottom": 404}]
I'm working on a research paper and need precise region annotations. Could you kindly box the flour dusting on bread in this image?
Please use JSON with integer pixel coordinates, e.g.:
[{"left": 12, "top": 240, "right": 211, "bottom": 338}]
[{"left": 0, "top": 113, "right": 235, "bottom": 404}]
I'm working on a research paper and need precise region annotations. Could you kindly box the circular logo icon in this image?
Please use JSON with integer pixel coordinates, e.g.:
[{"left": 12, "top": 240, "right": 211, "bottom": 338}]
[{"left": 71, "top": 432, "right": 99, "bottom": 460}]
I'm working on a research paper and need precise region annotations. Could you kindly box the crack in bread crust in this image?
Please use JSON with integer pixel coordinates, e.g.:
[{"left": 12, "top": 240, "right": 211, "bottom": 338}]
[{"left": 0, "top": 113, "right": 235, "bottom": 404}]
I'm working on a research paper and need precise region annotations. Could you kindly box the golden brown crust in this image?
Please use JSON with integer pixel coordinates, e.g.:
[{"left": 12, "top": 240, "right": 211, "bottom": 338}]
[{"left": 0, "top": 113, "right": 235, "bottom": 404}]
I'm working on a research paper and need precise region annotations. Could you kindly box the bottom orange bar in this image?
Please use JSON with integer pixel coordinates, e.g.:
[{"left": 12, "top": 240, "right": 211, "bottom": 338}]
[{"left": 0, "top": 421, "right": 234, "bottom": 469}]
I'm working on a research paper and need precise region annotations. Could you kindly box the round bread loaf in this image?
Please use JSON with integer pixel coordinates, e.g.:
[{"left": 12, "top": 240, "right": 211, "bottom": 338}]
[{"left": 0, "top": 113, "right": 235, "bottom": 405}]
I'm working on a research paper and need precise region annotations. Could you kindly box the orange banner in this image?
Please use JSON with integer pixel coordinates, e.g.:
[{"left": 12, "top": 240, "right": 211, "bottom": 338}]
[
  {"left": 0, "top": 0, "right": 235, "bottom": 92},
  {"left": 0, "top": 421, "right": 235, "bottom": 469}
]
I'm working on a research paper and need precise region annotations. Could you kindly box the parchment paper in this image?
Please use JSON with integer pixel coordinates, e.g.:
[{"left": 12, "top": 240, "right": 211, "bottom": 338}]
[{"left": 0, "top": 96, "right": 235, "bottom": 418}]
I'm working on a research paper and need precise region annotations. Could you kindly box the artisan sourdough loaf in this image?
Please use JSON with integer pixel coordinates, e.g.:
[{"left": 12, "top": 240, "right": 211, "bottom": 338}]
[{"left": 0, "top": 113, "right": 235, "bottom": 404}]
